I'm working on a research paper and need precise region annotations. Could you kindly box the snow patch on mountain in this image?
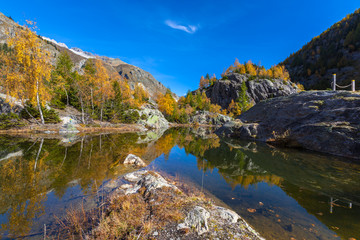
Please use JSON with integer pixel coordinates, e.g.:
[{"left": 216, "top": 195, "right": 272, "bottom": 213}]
[
  {"left": 69, "top": 47, "right": 94, "bottom": 59},
  {"left": 42, "top": 36, "right": 68, "bottom": 49},
  {"left": 41, "top": 36, "right": 94, "bottom": 59}
]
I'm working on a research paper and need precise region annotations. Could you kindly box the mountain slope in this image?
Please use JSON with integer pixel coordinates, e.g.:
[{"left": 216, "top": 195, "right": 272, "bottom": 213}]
[
  {"left": 282, "top": 9, "right": 360, "bottom": 90},
  {"left": 0, "top": 12, "right": 173, "bottom": 99}
]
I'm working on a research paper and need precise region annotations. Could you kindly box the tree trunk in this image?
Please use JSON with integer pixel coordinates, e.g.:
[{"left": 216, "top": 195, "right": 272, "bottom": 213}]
[
  {"left": 34, "top": 138, "right": 44, "bottom": 171},
  {"left": 25, "top": 107, "right": 40, "bottom": 125},
  {"left": 36, "top": 80, "right": 45, "bottom": 124},
  {"left": 80, "top": 95, "right": 85, "bottom": 124},
  {"left": 100, "top": 106, "right": 103, "bottom": 122},
  {"left": 64, "top": 87, "right": 69, "bottom": 106},
  {"left": 91, "top": 88, "right": 94, "bottom": 115}
]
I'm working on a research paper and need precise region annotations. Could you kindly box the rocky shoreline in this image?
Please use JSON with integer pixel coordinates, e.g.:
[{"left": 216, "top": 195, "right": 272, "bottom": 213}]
[
  {"left": 68, "top": 168, "right": 264, "bottom": 240},
  {"left": 216, "top": 90, "right": 360, "bottom": 159}
]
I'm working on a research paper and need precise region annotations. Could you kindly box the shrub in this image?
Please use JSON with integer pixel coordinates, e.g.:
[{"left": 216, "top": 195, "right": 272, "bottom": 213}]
[
  {"left": 140, "top": 114, "right": 147, "bottom": 120},
  {"left": 0, "top": 113, "right": 25, "bottom": 129},
  {"left": 121, "top": 111, "right": 140, "bottom": 124},
  {"left": 20, "top": 102, "right": 61, "bottom": 124}
]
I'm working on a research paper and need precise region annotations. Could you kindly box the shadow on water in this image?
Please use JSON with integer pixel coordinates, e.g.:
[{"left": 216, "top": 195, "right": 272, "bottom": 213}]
[{"left": 0, "top": 128, "right": 359, "bottom": 239}]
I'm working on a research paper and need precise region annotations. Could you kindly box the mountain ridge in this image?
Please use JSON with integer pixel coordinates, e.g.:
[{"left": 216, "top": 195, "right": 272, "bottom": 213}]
[{"left": 0, "top": 12, "right": 175, "bottom": 99}]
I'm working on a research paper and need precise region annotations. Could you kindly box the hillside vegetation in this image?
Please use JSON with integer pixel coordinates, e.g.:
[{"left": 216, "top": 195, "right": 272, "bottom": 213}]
[{"left": 282, "top": 8, "right": 360, "bottom": 90}]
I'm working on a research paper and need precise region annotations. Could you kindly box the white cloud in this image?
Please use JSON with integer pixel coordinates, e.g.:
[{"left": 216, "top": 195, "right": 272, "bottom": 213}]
[{"left": 165, "top": 20, "right": 198, "bottom": 34}]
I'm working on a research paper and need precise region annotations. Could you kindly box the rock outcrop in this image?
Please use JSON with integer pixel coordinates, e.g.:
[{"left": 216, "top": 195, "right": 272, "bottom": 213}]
[
  {"left": 204, "top": 73, "right": 299, "bottom": 109},
  {"left": 189, "top": 111, "right": 232, "bottom": 125},
  {"left": 102, "top": 170, "right": 264, "bottom": 240},
  {"left": 216, "top": 91, "right": 360, "bottom": 159}
]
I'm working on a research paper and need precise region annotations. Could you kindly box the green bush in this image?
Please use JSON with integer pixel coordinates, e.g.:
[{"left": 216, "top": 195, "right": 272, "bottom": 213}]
[
  {"left": 20, "top": 103, "right": 61, "bottom": 124},
  {"left": 140, "top": 114, "right": 147, "bottom": 120},
  {"left": 0, "top": 113, "right": 25, "bottom": 129},
  {"left": 121, "top": 111, "right": 140, "bottom": 124}
]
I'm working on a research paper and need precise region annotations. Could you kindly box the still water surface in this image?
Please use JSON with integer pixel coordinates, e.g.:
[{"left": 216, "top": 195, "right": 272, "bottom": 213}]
[{"left": 0, "top": 128, "right": 359, "bottom": 239}]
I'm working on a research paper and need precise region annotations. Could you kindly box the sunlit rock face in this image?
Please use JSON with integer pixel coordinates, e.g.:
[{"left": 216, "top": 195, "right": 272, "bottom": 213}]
[
  {"left": 204, "top": 73, "right": 299, "bottom": 109},
  {"left": 217, "top": 91, "right": 360, "bottom": 159}
]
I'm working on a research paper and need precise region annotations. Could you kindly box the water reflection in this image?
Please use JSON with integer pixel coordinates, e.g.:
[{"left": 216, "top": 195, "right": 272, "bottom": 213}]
[{"left": 0, "top": 128, "right": 359, "bottom": 239}]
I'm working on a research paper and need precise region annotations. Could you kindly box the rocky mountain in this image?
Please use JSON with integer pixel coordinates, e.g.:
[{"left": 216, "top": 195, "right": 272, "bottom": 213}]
[
  {"left": 282, "top": 9, "right": 360, "bottom": 90},
  {"left": 202, "top": 73, "right": 299, "bottom": 109},
  {"left": 0, "top": 12, "right": 173, "bottom": 99},
  {"left": 216, "top": 91, "right": 360, "bottom": 159}
]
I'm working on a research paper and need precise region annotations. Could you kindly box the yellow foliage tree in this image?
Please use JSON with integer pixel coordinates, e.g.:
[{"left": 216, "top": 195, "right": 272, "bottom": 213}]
[
  {"left": 93, "top": 59, "right": 114, "bottom": 121},
  {"left": 199, "top": 76, "right": 209, "bottom": 88},
  {"left": 133, "top": 84, "right": 149, "bottom": 108},
  {"left": 2, "top": 22, "right": 53, "bottom": 124},
  {"left": 245, "top": 60, "right": 257, "bottom": 76},
  {"left": 157, "top": 91, "right": 176, "bottom": 116}
]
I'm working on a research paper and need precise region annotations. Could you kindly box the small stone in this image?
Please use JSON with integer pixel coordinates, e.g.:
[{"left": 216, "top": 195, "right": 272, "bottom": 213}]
[
  {"left": 179, "top": 206, "right": 210, "bottom": 235},
  {"left": 214, "top": 206, "right": 240, "bottom": 223},
  {"left": 153, "top": 231, "right": 158, "bottom": 236}
]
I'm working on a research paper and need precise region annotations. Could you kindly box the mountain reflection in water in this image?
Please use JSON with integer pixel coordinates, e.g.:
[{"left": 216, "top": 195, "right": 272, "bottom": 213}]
[{"left": 0, "top": 128, "right": 359, "bottom": 240}]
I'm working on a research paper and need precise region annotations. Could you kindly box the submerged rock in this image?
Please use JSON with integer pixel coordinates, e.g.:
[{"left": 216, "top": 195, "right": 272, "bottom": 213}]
[
  {"left": 217, "top": 91, "right": 360, "bottom": 159},
  {"left": 123, "top": 154, "right": 147, "bottom": 167}
]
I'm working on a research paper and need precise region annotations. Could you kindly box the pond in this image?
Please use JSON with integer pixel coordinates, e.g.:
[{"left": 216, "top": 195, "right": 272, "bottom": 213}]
[{"left": 0, "top": 128, "right": 359, "bottom": 239}]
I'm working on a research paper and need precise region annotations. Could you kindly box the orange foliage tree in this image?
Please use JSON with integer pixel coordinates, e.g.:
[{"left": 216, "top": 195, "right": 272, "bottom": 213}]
[{"left": 1, "top": 21, "right": 53, "bottom": 124}]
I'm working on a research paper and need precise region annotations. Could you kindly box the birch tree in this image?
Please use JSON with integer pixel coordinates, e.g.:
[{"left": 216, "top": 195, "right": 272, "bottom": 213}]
[{"left": 2, "top": 21, "right": 52, "bottom": 124}]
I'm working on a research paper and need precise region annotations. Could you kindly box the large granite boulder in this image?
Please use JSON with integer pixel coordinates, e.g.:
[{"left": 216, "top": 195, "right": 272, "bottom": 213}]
[
  {"left": 216, "top": 91, "right": 360, "bottom": 159},
  {"left": 137, "top": 107, "right": 169, "bottom": 129},
  {"left": 205, "top": 73, "right": 299, "bottom": 109}
]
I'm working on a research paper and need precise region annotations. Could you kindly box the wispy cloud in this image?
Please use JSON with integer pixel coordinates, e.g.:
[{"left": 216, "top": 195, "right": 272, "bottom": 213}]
[{"left": 165, "top": 20, "right": 198, "bottom": 34}]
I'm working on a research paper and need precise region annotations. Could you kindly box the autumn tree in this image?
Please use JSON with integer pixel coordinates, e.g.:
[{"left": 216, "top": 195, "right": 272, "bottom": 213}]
[
  {"left": 133, "top": 84, "right": 149, "bottom": 108},
  {"left": 245, "top": 60, "right": 257, "bottom": 76},
  {"left": 1, "top": 22, "right": 53, "bottom": 124},
  {"left": 157, "top": 89, "right": 176, "bottom": 116},
  {"left": 83, "top": 59, "right": 97, "bottom": 115},
  {"left": 93, "top": 59, "right": 114, "bottom": 121},
  {"left": 199, "top": 75, "right": 209, "bottom": 89}
]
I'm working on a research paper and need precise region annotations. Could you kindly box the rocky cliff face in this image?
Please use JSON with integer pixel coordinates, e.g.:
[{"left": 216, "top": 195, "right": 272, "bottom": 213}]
[
  {"left": 204, "top": 73, "right": 299, "bottom": 109},
  {"left": 0, "top": 12, "right": 172, "bottom": 100},
  {"left": 282, "top": 9, "right": 360, "bottom": 90},
  {"left": 216, "top": 91, "right": 360, "bottom": 159},
  {"left": 115, "top": 64, "right": 175, "bottom": 99}
]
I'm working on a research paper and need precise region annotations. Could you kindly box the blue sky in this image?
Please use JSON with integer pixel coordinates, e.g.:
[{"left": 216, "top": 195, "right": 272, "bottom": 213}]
[{"left": 2, "top": 0, "right": 359, "bottom": 95}]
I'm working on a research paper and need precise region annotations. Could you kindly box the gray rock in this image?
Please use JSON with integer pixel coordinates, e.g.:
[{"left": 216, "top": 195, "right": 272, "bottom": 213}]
[
  {"left": 123, "top": 170, "right": 179, "bottom": 195},
  {"left": 189, "top": 111, "right": 233, "bottom": 125},
  {"left": 123, "top": 170, "right": 149, "bottom": 182},
  {"left": 123, "top": 154, "right": 146, "bottom": 167},
  {"left": 213, "top": 206, "right": 240, "bottom": 224},
  {"left": 0, "top": 94, "right": 23, "bottom": 114},
  {"left": 217, "top": 91, "right": 360, "bottom": 159},
  {"left": 177, "top": 206, "right": 210, "bottom": 235},
  {"left": 204, "top": 73, "right": 299, "bottom": 109}
]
